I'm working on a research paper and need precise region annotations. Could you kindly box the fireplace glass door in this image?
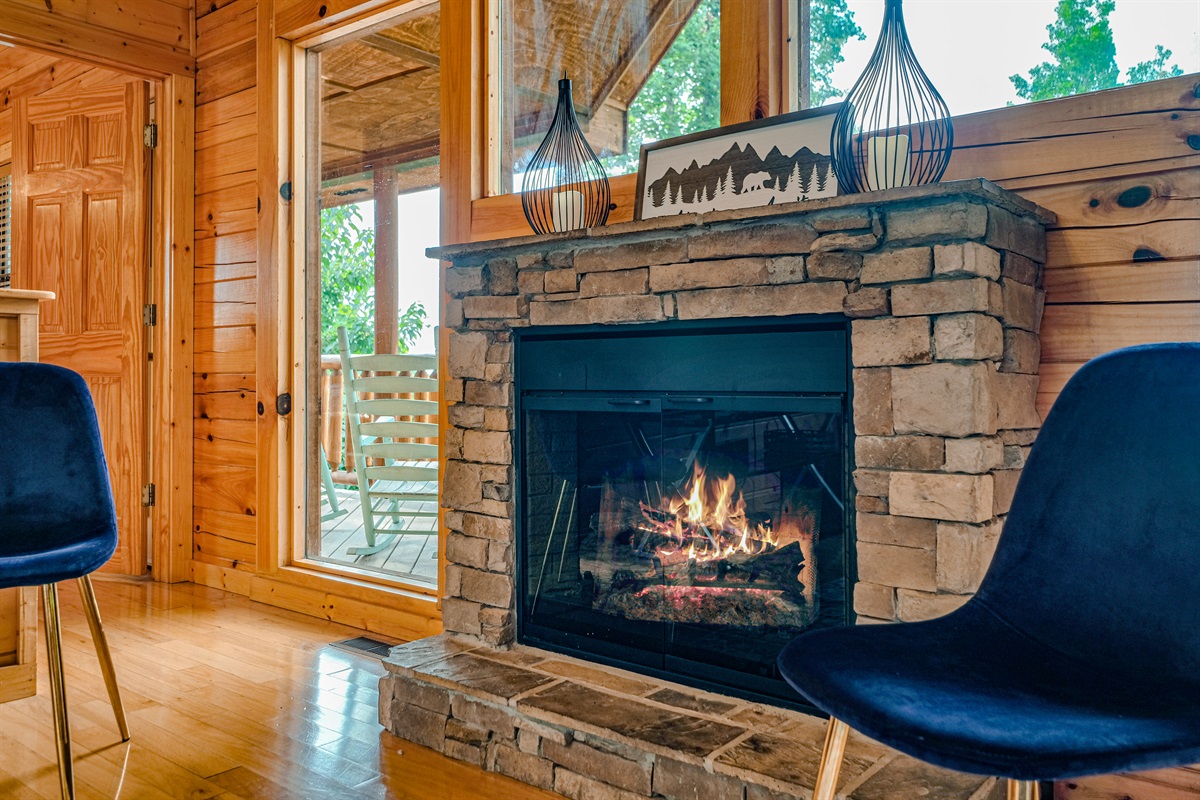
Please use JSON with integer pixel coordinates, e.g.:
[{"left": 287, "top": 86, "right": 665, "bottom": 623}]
[{"left": 520, "top": 393, "right": 848, "bottom": 702}]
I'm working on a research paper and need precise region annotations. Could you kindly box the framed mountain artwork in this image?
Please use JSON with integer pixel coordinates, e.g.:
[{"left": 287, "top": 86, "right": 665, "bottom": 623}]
[{"left": 634, "top": 105, "right": 841, "bottom": 221}]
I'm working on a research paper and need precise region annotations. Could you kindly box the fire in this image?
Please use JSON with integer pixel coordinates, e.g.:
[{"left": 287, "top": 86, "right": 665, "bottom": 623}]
[{"left": 640, "top": 463, "right": 789, "bottom": 564}]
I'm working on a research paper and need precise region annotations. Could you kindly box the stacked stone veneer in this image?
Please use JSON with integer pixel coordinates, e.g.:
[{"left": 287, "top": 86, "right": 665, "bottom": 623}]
[
  {"left": 395, "top": 179, "right": 1052, "bottom": 798},
  {"left": 380, "top": 636, "right": 1006, "bottom": 800}
]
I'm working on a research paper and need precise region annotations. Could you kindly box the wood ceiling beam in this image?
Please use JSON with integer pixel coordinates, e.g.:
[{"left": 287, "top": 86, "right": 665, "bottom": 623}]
[
  {"left": 591, "top": 0, "right": 694, "bottom": 113},
  {"left": 320, "top": 135, "right": 441, "bottom": 181},
  {"left": 361, "top": 33, "right": 441, "bottom": 68}
]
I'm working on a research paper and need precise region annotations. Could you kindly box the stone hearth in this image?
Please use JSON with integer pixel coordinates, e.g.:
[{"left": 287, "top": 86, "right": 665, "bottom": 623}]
[
  {"left": 381, "top": 179, "right": 1054, "bottom": 799},
  {"left": 381, "top": 635, "right": 1007, "bottom": 800}
]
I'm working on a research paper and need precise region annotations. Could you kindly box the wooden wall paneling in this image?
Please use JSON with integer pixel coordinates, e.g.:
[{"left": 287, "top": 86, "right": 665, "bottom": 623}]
[
  {"left": 0, "top": 0, "right": 195, "bottom": 78},
  {"left": 1043, "top": 261, "right": 1200, "bottom": 305},
  {"left": 196, "top": 0, "right": 258, "bottom": 61},
  {"left": 194, "top": 324, "right": 257, "bottom": 374},
  {"left": 196, "top": 40, "right": 257, "bottom": 103},
  {"left": 1046, "top": 221, "right": 1199, "bottom": 269},
  {"left": 194, "top": 372, "right": 258, "bottom": 418},
  {"left": 196, "top": 87, "right": 258, "bottom": 149},
  {"left": 192, "top": 0, "right": 261, "bottom": 574},
  {"left": 196, "top": 181, "right": 259, "bottom": 239},
  {"left": 195, "top": 461, "right": 259, "bottom": 517},
  {"left": 1039, "top": 304, "right": 1200, "bottom": 363},
  {"left": 195, "top": 135, "right": 257, "bottom": 193},
  {"left": 151, "top": 72, "right": 197, "bottom": 583},
  {"left": 195, "top": 228, "right": 257, "bottom": 273},
  {"left": 195, "top": 418, "right": 257, "bottom": 467}
]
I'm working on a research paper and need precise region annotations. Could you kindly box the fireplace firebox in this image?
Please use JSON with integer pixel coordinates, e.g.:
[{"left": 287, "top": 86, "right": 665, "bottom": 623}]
[{"left": 516, "top": 320, "right": 853, "bottom": 704}]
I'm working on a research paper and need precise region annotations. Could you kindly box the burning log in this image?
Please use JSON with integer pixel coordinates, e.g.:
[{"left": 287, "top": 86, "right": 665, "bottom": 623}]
[
  {"left": 603, "top": 585, "right": 812, "bottom": 628},
  {"left": 600, "top": 542, "right": 808, "bottom": 602}
]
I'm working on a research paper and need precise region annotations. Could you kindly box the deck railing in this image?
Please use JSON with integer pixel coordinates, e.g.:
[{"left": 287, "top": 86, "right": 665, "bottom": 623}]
[{"left": 318, "top": 354, "right": 438, "bottom": 486}]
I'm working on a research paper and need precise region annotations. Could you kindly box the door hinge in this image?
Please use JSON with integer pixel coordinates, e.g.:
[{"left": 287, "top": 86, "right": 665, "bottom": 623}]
[
  {"left": 143, "top": 123, "right": 158, "bottom": 148},
  {"left": 143, "top": 303, "right": 157, "bottom": 326},
  {"left": 142, "top": 483, "right": 156, "bottom": 507}
]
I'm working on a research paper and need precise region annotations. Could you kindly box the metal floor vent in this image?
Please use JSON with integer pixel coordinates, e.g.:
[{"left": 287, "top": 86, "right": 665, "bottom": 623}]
[{"left": 330, "top": 636, "right": 397, "bottom": 660}]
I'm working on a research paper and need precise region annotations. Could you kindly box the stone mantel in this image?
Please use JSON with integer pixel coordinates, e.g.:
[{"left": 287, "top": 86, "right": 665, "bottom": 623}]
[
  {"left": 384, "top": 178, "right": 1056, "bottom": 800},
  {"left": 429, "top": 178, "right": 1055, "bottom": 262}
]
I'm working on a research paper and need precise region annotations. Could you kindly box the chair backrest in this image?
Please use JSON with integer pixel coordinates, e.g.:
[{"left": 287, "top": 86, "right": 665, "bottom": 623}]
[
  {"left": 0, "top": 363, "right": 117, "bottom": 547},
  {"left": 337, "top": 327, "right": 438, "bottom": 535},
  {"left": 977, "top": 342, "right": 1200, "bottom": 680}
]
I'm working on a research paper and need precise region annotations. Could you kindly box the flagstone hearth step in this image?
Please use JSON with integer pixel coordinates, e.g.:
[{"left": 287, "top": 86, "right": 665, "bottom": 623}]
[{"left": 381, "top": 634, "right": 1005, "bottom": 800}]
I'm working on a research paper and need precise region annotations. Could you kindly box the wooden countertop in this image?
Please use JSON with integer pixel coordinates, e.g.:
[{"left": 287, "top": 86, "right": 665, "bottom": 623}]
[{"left": 0, "top": 289, "right": 55, "bottom": 301}]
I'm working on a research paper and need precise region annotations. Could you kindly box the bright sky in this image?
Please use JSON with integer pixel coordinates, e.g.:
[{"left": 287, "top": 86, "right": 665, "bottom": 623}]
[
  {"left": 831, "top": 0, "right": 1200, "bottom": 115},
  {"left": 354, "top": 188, "right": 442, "bottom": 355}
]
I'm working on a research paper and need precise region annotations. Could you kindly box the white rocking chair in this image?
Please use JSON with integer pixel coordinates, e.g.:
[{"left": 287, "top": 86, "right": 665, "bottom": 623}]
[{"left": 337, "top": 326, "right": 439, "bottom": 556}]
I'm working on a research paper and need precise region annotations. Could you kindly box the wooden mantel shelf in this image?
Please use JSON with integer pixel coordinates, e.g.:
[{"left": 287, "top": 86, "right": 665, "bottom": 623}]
[{"left": 0, "top": 287, "right": 54, "bottom": 703}]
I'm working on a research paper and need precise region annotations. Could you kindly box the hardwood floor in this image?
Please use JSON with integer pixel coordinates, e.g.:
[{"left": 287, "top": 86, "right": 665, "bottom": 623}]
[{"left": 0, "top": 578, "right": 561, "bottom": 800}]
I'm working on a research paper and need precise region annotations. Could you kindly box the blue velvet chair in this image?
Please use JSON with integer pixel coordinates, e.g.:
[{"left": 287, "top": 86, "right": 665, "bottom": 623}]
[
  {"left": 0, "top": 363, "right": 130, "bottom": 800},
  {"left": 778, "top": 342, "right": 1200, "bottom": 800}
]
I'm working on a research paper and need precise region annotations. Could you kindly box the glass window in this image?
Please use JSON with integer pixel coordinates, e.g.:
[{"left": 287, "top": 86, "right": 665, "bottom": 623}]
[
  {"left": 802, "top": 0, "right": 1198, "bottom": 115},
  {"left": 303, "top": 9, "right": 441, "bottom": 587},
  {"left": 499, "top": 0, "right": 721, "bottom": 193}
]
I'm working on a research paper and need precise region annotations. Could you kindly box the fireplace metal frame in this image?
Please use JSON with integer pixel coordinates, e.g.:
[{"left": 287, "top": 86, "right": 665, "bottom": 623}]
[{"left": 512, "top": 316, "right": 858, "bottom": 708}]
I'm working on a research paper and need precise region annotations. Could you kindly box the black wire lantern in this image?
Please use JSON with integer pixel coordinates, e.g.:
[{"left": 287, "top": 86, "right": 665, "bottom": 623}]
[
  {"left": 831, "top": 0, "right": 953, "bottom": 194},
  {"left": 521, "top": 74, "right": 612, "bottom": 234}
]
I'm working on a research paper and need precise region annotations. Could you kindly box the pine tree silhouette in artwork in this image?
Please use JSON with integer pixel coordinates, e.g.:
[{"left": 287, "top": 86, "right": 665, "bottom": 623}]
[
  {"left": 650, "top": 183, "right": 663, "bottom": 208},
  {"left": 669, "top": 180, "right": 679, "bottom": 206},
  {"left": 816, "top": 159, "right": 830, "bottom": 193},
  {"left": 799, "top": 163, "right": 814, "bottom": 197},
  {"left": 786, "top": 161, "right": 802, "bottom": 198}
]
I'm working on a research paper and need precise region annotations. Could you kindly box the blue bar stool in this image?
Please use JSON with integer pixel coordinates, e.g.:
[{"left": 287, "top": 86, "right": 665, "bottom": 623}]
[
  {"left": 0, "top": 363, "right": 130, "bottom": 800},
  {"left": 778, "top": 343, "right": 1200, "bottom": 800}
]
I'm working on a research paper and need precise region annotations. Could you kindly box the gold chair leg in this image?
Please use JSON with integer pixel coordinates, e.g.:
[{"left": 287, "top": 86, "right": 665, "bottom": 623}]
[
  {"left": 42, "top": 583, "right": 74, "bottom": 800},
  {"left": 1007, "top": 779, "right": 1040, "bottom": 800},
  {"left": 813, "top": 717, "right": 850, "bottom": 800},
  {"left": 77, "top": 575, "right": 129, "bottom": 741}
]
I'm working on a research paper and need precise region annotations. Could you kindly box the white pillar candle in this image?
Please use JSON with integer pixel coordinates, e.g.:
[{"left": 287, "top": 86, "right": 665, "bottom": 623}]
[
  {"left": 550, "top": 189, "right": 584, "bottom": 232},
  {"left": 865, "top": 134, "right": 911, "bottom": 190}
]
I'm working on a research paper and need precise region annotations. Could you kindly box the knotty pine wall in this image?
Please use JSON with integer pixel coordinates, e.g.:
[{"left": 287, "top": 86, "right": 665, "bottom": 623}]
[
  {"left": 0, "top": 0, "right": 193, "bottom": 77},
  {"left": 193, "top": 2, "right": 259, "bottom": 575}
]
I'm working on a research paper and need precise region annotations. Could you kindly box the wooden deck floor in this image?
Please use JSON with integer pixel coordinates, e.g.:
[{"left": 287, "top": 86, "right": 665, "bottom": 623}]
[
  {"left": 0, "top": 578, "right": 561, "bottom": 800},
  {"left": 316, "top": 486, "right": 438, "bottom": 585}
]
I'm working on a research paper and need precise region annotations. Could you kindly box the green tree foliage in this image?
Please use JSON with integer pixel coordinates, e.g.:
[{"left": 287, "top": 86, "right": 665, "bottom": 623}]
[
  {"left": 809, "top": 0, "right": 866, "bottom": 106},
  {"left": 1011, "top": 0, "right": 1182, "bottom": 102},
  {"left": 1125, "top": 44, "right": 1184, "bottom": 85},
  {"left": 602, "top": 0, "right": 721, "bottom": 174},
  {"left": 320, "top": 203, "right": 426, "bottom": 355}
]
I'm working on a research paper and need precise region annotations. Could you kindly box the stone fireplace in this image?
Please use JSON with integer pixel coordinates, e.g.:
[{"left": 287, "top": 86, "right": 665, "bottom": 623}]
[{"left": 381, "top": 179, "right": 1053, "bottom": 800}]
